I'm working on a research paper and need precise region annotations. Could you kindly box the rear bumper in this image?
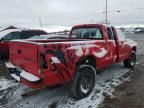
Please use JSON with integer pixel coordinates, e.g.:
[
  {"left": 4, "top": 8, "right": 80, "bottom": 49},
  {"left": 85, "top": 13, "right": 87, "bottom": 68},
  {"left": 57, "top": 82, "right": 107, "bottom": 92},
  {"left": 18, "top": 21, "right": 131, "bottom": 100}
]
[{"left": 5, "top": 62, "right": 42, "bottom": 85}]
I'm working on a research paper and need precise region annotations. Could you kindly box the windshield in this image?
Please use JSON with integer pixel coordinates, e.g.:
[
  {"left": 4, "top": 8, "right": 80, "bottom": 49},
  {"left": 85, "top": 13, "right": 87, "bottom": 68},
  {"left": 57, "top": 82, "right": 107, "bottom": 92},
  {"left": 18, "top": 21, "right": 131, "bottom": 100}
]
[{"left": 71, "top": 28, "right": 103, "bottom": 39}]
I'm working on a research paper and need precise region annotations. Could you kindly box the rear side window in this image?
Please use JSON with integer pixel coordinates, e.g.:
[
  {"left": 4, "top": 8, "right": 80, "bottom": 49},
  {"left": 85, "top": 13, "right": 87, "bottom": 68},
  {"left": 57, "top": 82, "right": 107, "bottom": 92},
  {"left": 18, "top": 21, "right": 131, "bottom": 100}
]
[
  {"left": 112, "top": 27, "right": 117, "bottom": 40},
  {"left": 107, "top": 27, "right": 114, "bottom": 40},
  {"left": 71, "top": 28, "right": 103, "bottom": 39}
]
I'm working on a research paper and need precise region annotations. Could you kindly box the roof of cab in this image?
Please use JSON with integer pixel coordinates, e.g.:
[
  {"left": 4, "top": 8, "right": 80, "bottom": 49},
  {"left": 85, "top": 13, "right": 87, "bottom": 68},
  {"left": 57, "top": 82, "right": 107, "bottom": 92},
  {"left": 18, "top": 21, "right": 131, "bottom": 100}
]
[{"left": 72, "top": 24, "right": 112, "bottom": 29}]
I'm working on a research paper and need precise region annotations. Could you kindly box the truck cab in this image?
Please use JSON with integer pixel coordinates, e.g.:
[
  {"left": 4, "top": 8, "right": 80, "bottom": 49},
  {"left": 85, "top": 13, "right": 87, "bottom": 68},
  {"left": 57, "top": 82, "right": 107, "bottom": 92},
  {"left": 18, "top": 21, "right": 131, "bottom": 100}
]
[{"left": 69, "top": 24, "right": 136, "bottom": 68}]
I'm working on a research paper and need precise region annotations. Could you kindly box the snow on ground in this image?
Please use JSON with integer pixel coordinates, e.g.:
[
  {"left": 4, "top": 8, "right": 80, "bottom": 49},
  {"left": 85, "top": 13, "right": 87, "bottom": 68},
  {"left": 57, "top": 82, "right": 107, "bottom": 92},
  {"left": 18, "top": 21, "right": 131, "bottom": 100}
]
[
  {"left": 0, "top": 62, "right": 132, "bottom": 108},
  {"left": 0, "top": 77, "right": 18, "bottom": 91},
  {"left": 0, "top": 77, "right": 19, "bottom": 107}
]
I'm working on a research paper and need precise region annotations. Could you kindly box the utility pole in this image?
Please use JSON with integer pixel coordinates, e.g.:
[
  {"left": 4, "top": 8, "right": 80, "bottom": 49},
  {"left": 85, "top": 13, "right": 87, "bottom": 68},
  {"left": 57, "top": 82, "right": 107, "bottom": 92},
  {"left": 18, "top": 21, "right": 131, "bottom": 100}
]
[
  {"left": 39, "top": 17, "right": 42, "bottom": 30},
  {"left": 106, "top": 0, "right": 108, "bottom": 24}
]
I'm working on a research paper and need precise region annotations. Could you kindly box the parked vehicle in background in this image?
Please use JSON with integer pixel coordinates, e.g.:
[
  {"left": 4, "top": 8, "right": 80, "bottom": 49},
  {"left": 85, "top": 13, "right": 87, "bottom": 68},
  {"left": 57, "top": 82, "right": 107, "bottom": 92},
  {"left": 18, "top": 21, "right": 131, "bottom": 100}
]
[
  {"left": 0, "top": 26, "right": 18, "bottom": 32},
  {"left": 0, "top": 29, "right": 47, "bottom": 59},
  {"left": 134, "top": 28, "right": 144, "bottom": 34},
  {"left": 6, "top": 24, "right": 137, "bottom": 99}
]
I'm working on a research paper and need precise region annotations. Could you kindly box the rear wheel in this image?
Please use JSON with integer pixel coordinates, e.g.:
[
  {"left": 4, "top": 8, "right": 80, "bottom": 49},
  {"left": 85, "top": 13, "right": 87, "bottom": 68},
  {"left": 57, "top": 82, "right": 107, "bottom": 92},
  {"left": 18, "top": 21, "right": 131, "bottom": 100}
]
[
  {"left": 123, "top": 52, "right": 136, "bottom": 68},
  {"left": 70, "top": 64, "right": 96, "bottom": 99},
  {"left": 0, "top": 53, "right": 2, "bottom": 59}
]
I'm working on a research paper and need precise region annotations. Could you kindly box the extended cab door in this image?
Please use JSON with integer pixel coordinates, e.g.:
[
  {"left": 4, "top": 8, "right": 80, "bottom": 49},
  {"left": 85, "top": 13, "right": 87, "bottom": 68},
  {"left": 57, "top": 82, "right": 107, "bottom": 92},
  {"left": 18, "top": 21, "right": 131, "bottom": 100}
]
[
  {"left": 115, "top": 28, "right": 131, "bottom": 61},
  {"left": 105, "top": 27, "right": 117, "bottom": 65}
]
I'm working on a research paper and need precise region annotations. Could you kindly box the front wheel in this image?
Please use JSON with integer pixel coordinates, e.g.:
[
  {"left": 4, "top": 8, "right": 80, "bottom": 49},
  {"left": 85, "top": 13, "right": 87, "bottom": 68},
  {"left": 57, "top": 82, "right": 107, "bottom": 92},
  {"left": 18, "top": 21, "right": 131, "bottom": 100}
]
[
  {"left": 123, "top": 52, "right": 136, "bottom": 68},
  {"left": 70, "top": 64, "right": 96, "bottom": 99}
]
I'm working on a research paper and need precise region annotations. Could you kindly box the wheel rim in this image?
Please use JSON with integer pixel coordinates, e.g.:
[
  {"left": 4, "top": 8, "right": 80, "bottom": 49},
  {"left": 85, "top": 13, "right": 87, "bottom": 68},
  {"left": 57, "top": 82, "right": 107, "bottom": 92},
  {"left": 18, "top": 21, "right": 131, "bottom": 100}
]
[
  {"left": 130, "top": 54, "right": 136, "bottom": 66},
  {"left": 80, "top": 71, "right": 93, "bottom": 94}
]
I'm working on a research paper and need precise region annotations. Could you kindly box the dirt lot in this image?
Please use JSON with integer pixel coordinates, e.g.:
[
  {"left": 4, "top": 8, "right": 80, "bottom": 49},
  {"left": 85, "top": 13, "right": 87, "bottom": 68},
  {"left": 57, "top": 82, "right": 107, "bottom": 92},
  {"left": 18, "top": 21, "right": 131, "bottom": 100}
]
[
  {"left": 0, "top": 33, "right": 143, "bottom": 108},
  {"left": 99, "top": 33, "right": 144, "bottom": 108},
  {"left": 99, "top": 64, "right": 144, "bottom": 108}
]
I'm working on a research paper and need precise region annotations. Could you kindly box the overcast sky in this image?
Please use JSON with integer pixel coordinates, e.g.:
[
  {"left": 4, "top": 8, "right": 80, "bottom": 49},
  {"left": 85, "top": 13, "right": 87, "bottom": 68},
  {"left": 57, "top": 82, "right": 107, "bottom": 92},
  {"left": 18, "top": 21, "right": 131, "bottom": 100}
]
[{"left": 0, "top": 0, "right": 144, "bottom": 28}]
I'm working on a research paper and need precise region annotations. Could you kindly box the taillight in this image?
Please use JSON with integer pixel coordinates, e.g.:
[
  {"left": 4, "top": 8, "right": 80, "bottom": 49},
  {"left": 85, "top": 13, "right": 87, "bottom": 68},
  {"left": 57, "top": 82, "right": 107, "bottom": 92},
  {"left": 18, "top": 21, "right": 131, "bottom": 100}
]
[{"left": 39, "top": 54, "right": 48, "bottom": 73}]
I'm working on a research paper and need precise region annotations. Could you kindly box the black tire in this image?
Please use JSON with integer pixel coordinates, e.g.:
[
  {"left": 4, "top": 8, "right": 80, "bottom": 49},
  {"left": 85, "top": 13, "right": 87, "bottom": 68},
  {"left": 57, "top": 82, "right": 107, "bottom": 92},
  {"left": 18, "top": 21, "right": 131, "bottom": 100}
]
[
  {"left": 0, "top": 53, "right": 2, "bottom": 59},
  {"left": 123, "top": 52, "right": 136, "bottom": 68},
  {"left": 0, "top": 53, "right": 3, "bottom": 59},
  {"left": 70, "top": 64, "right": 96, "bottom": 99}
]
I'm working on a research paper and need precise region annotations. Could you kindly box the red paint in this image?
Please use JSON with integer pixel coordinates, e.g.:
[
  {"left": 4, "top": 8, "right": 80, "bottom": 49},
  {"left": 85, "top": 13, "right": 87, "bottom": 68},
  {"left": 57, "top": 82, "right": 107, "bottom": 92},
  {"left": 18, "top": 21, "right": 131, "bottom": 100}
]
[{"left": 8, "top": 24, "right": 137, "bottom": 88}]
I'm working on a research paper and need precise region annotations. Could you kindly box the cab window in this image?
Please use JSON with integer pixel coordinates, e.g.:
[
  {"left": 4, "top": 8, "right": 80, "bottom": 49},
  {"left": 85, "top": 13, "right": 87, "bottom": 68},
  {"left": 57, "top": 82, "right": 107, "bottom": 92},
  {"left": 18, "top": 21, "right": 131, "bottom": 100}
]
[
  {"left": 107, "top": 27, "right": 114, "bottom": 40},
  {"left": 111, "top": 27, "right": 117, "bottom": 40},
  {"left": 116, "top": 28, "right": 126, "bottom": 41},
  {"left": 71, "top": 28, "right": 103, "bottom": 39}
]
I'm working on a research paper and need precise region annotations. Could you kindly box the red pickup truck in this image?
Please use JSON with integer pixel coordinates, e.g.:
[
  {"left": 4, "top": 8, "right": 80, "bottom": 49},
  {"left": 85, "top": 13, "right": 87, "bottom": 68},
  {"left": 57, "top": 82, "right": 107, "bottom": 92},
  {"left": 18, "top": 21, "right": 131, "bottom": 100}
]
[{"left": 6, "top": 24, "right": 137, "bottom": 99}]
